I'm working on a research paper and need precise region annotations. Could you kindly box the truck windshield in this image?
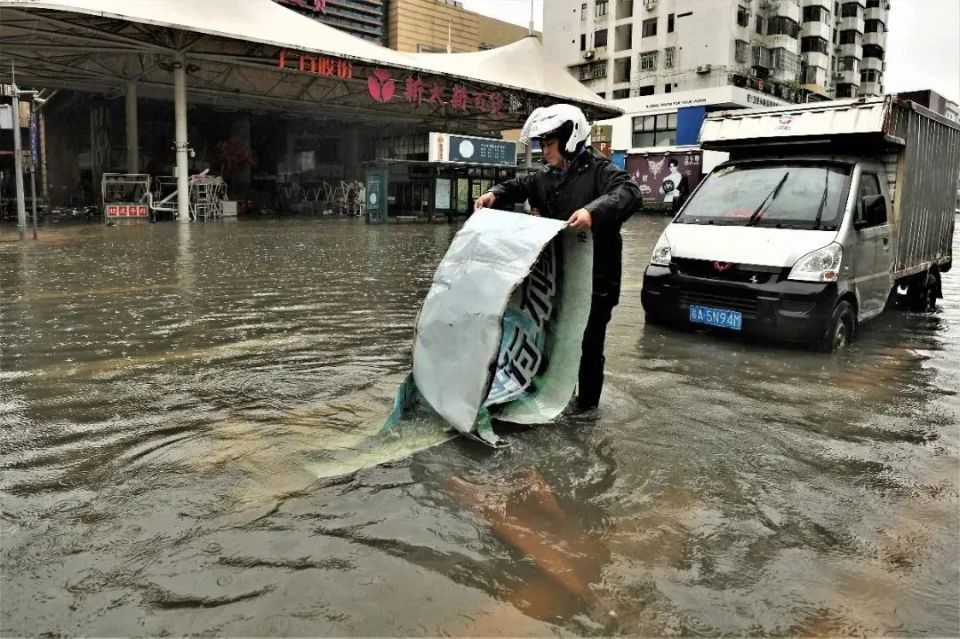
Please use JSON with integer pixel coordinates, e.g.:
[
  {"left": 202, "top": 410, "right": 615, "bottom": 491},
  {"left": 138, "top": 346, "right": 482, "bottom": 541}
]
[{"left": 676, "top": 163, "right": 851, "bottom": 229}]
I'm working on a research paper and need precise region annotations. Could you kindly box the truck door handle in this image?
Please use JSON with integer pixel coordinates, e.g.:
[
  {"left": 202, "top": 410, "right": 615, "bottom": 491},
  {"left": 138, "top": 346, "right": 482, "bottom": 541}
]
[{"left": 882, "top": 236, "right": 889, "bottom": 249}]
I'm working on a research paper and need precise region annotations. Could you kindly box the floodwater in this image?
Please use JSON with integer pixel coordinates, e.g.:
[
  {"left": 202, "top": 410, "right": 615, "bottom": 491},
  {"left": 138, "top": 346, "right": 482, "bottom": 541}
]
[{"left": 2, "top": 217, "right": 958, "bottom": 637}]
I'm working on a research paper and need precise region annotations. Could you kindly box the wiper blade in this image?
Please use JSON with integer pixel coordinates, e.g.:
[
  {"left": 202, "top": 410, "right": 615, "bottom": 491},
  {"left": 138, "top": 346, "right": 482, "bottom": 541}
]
[
  {"left": 811, "top": 169, "right": 831, "bottom": 230},
  {"left": 747, "top": 172, "right": 789, "bottom": 226}
]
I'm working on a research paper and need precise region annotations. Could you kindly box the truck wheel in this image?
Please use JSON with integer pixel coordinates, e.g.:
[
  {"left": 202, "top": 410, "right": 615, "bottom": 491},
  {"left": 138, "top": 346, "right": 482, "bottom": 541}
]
[
  {"left": 906, "top": 270, "right": 939, "bottom": 312},
  {"left": 817, "top": 301, "right": 855, "bottom": 353}
]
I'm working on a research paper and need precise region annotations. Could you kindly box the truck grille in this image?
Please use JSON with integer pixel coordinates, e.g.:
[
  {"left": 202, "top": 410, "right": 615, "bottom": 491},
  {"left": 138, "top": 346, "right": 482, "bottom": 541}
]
[
  {"left": 673, "top": 258, "right": 780, "bottom": 284},
  {"left": 678, "top": 291, "right": 759, "bottom": 318}
]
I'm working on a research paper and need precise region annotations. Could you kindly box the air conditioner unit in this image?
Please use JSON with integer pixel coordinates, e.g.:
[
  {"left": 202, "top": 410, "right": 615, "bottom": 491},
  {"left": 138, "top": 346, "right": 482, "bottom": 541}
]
[
  {"left": 696, "top": 64, "right": 712, "bottom": 74},
  {"left": 583, "top": 50, "right": 595, "bottom": 60}
]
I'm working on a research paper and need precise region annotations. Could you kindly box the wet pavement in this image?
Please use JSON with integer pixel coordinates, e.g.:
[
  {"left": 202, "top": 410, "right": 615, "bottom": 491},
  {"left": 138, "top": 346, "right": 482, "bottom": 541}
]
[{"left": 1, "top": 216, "right": 958, "bottom": 636}]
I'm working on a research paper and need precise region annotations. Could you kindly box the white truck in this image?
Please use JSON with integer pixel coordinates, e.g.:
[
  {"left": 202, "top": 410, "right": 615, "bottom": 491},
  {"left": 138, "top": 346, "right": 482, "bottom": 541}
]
[{"left": 641, "top": 96, "right": 960, "bottom": 351}]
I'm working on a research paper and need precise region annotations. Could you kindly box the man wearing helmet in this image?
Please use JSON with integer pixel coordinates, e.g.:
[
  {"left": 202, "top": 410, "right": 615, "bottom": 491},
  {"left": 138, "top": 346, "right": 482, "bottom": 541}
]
[{"left": 474, "top": 104, "right": 642, "bottom": 411}]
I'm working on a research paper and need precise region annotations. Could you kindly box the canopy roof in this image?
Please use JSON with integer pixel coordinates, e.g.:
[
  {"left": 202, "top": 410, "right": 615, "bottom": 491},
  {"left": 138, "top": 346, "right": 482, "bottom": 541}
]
[{"left": 0, "top": 0, "right": 620, "bottom": 132}]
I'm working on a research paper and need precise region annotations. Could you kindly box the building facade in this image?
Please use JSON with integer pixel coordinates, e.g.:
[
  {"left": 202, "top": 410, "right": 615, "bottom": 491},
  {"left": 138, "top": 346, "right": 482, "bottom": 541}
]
[
  {"left": 897, "top": 89, "right": 960, "bottom": 123},
  {"left": 388, "top": 0, "right": 534, "bottom": 53},
  {"left": 544, "top": 0, "right": 890, "bottom": 102},
  {"left": 273, "top": 0, "right": 534, "bottom": 52},
  {"left": 275, "top": 0, "right": 386, "bottom": 44}
]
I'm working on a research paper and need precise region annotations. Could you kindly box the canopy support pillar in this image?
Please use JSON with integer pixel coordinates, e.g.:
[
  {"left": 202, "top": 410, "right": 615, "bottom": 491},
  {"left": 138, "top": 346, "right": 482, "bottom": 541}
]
[
  {"left": 125, "top": 80, "right": 139, "bottom": 174},
  {"left": 174, "top": 54, "right": 189, "bottom": 222}
]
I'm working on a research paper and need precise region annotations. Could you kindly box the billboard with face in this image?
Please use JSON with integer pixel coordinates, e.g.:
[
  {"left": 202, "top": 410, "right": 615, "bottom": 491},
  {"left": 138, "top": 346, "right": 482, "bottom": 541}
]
[{"left": 627, "top": 151, "right": 703, "bottom": 205}]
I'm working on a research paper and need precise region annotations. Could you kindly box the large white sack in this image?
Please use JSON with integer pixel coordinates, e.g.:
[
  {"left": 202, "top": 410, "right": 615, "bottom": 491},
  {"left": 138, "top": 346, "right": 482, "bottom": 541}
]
[{"left": 384, "top": 209, "right": 593, "bottom": 446}]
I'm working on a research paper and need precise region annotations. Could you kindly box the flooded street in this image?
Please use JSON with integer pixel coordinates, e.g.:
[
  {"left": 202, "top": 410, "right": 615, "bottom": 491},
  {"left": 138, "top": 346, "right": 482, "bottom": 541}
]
[{"left": 2, "top": 216, "right": 958, "bottom": 636}]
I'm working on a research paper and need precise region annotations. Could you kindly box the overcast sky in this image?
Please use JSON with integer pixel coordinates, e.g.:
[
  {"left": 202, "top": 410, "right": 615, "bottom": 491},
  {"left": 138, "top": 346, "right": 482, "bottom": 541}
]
[{"left": 463, "top": 0, "right": 959, "bottom": 104}]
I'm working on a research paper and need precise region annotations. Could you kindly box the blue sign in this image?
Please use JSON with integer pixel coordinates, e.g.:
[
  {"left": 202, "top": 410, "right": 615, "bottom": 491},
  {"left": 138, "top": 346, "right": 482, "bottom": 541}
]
[
  {"left": 448, "top": 136, "right": 516, "bottom": 166},
  {"left": 29, "top": 113, "right": 39, "bottom": 167}
]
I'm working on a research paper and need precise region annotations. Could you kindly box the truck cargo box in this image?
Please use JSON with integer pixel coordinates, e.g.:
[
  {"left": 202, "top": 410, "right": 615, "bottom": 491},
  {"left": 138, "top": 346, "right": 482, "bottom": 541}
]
[{"left": 700, "top": 97, "right": 960, "bottom": 278}]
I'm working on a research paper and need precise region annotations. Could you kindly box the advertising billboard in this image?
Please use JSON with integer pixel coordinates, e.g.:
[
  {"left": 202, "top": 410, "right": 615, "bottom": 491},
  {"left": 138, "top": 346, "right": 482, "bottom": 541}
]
[{"left": 627, "top": 151, "right": 703, "bottom": 206}]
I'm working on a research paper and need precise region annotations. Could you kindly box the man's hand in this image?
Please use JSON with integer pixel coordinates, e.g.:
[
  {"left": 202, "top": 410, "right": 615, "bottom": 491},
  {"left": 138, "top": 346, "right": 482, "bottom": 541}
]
[
  {"left": 474, "top": 192, "right": 496, "bottom": 211},
  {"left": 567, "top": 208, "right": 592, "bottom": 230}
]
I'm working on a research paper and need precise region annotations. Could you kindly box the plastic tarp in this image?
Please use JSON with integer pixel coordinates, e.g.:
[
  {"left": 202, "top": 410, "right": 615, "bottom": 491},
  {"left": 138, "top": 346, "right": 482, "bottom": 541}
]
[{"left": 384, "top": 210, "right": 593, "bottom": 446}]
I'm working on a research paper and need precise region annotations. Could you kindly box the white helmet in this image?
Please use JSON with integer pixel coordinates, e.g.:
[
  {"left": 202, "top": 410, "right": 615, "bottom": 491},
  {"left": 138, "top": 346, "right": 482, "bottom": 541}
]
[{"left": 519, "top": 104, "right": 591, "bottom": 158}]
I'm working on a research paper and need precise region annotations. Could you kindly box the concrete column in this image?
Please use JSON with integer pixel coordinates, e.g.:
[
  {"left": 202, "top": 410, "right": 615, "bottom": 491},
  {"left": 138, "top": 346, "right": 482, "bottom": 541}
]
[
  {"left": 174, "top": 54, "right": 190, "bottom": 222},
  {"left": 342, "top": 127, "right": 361, "bottom": 181},
  {"left": 11, "top": 90, "right": 27, "bottom": 240},
  {"left": 125, "top": 80, "right": 139, "bottom": 174}
]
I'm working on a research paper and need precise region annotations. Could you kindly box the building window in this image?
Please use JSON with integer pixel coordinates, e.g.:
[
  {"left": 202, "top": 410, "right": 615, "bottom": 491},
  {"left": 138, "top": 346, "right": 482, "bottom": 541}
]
[
  {"left": 803, "top": 66, "right": 821, "bottom": 84},
  {"left": 866, "top": 0, "right": 881, "bottom": 7},
  {"left": 640, "top": 51, "right": 658, "bottom": 71},
  {"left": 735, "top": 39, "right": 749, "bottom": 63},
  {"left": 668, "top": 13, "right": 675, "bottom": 32},
  {"left": 612, "top": 88, "right": 630, "bottom": 99},
  {"left": 642, "top": 18, "right": 657, "bottom": 37},
  {"left": 615, "top": 24, "right": 633, "bottom": 50},
  {"left": 737, "top": 4, "right": 750, "bottom": 27},
  {"left": 595, "top": 28, "right": 608, "bottom": 47},
  {"left": 836, "top": 83, "right": 857, "bottom": 98},
  {"left": 596, "top": 0, "right": 608, "bottom": 18},
  {"left": 861, "top": 69, "right": 879, "bottom": 82},
  {"left": 617, "top": 0, "right": 634, "bottom": 19},
  {"left": 863, "top": 44, "right": 884, "bottom": 59},
  {"left": 615, "top": 56, "right": 632, "bottom": 82},
  {"left": 752, "top": 45, "right": 772, "bottom": 68},
  {"left": 768, "top": 17, "right": 800, "bottom": 39},
  {"left": 577, "top": 61, "right": 608, "bottom": 81},
  {"left": 802, "top": 5, "right": 829, "bottom": 22},
  {"left": 664, "top": 47, "right": 675, "bottom": 68},
  {"left": 580, "top": 34, "right": 587, "bottom": 50},
  {"left": 581, "top": 3, "right": 587, "bottom": 20},
  {"left": 864, "top": 19, "right": 884, "bottom": 32},
  {"left": 839, "top": 29, "right": 860, "bottom": 45},
  {"left": 801, "top": 36, "right": 829, "bottom": 54},
  {"left": 839, "top": 56, "right": 858, "bottom": 71},
  {"left": 840, "top": 2, "right": 861, "bottom": 18},
  {"left": 756, "top": 15, "right": 765, "bottom": 35},
  {"left": 664, "top": 83, "right": 672, "bottom": 93},
  {"left": 638, "top": 85, "right": 655, "bottom": 96},
  {"left": 631, "top": 112, "right": 677, "bottom": 147}
]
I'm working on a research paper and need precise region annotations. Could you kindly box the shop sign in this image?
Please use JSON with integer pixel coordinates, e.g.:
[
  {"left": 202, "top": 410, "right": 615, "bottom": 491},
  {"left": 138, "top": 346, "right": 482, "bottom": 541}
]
[
  {"left": 278, "top": 50, "right": 352, "bottom": 79},
  {"left": 368, "top": 69, "right": 508, "bottom": 118},
  {"left": 429, "top": 133, "right": 516, "bottom": 166},
  {"left": 106, "top": 204, "right": 149, "bottom": 218},
  {"left": 434, "top": 178, "right": 452, "bottom": 210},
  {"left": 365, "top": 168, "right": 389, "bottom": 223}
]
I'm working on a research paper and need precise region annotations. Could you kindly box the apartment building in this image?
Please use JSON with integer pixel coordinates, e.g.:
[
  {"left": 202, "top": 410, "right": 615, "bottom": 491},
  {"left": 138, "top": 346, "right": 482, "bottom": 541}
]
[{"left": 544, "top": 0, "right": 890, "bottom": 101}]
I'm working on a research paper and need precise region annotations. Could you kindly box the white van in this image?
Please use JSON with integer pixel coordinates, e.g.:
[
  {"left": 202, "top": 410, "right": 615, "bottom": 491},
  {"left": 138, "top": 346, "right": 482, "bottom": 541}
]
[{"left": 641, "top": 97, "right": 960, "bottom": 351}]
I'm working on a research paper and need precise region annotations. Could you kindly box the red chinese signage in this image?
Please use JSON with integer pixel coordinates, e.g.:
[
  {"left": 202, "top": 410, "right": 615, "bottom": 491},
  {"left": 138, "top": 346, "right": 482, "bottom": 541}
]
[
  {"left": 279, "top": 0, "right": 327, "bottom": 14},
  {"left": 365, "top": 68, "right": 507, "bottom": 118},
  {"left": 279, "top": 50, "right": 353, "bottom": 79},
  {"left": 106, "top": 204, "right": 149, "bottom": 218}
]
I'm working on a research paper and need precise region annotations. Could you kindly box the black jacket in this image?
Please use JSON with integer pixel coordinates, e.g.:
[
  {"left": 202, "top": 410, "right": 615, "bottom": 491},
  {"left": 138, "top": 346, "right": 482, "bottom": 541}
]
[{"left": 489, "top": 147, "right": 642, "bottom": 304}]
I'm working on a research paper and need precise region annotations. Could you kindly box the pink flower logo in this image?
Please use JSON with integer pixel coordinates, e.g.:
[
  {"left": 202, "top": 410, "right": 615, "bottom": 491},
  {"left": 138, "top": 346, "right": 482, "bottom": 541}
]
[{"left": 368, "top": 69, "right": 396, "bottom": 103}]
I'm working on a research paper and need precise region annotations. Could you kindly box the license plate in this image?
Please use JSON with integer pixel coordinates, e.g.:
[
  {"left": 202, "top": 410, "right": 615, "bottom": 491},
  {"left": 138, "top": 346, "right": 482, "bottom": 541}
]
[{"left": 689, "top": 305, "right": 743, "bottom": 331}]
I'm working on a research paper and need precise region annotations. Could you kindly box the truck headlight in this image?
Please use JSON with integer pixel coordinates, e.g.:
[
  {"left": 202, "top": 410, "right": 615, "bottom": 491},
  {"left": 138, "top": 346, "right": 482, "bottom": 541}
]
[
  {"left": 650, "top": 235, "right": 672, "bottom": 266},
  {"left": 789, "top": 243, "right": 843, "bottom": 282}
]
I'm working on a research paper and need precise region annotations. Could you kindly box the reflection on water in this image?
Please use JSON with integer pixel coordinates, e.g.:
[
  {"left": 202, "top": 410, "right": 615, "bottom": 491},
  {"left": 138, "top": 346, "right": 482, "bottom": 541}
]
[{"left": 2, "top": 217, "right": 958, "bottom": 636}]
